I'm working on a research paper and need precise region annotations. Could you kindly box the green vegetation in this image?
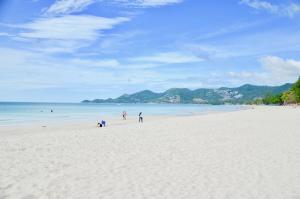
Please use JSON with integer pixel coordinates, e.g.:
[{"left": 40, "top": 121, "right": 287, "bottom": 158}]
[
  {"left": 262, "top": 94, "right": 283, "bottom": 105},
  {"left": 260, "top": 77, "right": 300, "bottom": 105},
  {"left": 291, "top": 77, "right": 300, "bottom": 103},
  {"left": 248, "top": 98, "right": 263, "bottom": 105},
  {"left": 281, "top": 91, "right": 297, "bottom": 104}
]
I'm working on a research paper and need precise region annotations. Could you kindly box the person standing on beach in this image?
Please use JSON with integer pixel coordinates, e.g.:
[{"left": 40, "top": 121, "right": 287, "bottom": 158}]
[
  {"left": 139, "top": 112, "right": 143, "bottom": 123},
  {"left": 122, "top": 111, "right": 127, "bottom": 120}
]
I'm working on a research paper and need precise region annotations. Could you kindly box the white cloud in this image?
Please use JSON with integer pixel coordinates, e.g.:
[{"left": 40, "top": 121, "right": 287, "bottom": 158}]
[
  {"left": 0, "top": 32, "right": 11, "bottom": 36},
  {"left": 259, "top": 56, "right": 300, "bottom": 80},
  {"left": 0, "top": 48, "right": 37, "bottom": 70},
  {"left": 123, "top": 63, "right": 160, "bottom": 69},
  {"left": 4, "top": 0, "right": 181, "bottom": 55},
  {"left": 182, "top": 26, "right": 300, "bottom": 60},
  {"left": 0, "top": 48, "right": 174, "bottom": 101},
  {"left": 70, "top": 58, "right": 120, "bottom": 68},
  {"left": 0, "top": 47, "right": 119, "bottom": 71},
  {"left": 120, "top": 0, "right": 183, "bottom": 7},
  {"left": 182, "top": 44, "right": 238, "bottom": 59},
  {"left": 27, "top": 40, "right": 89, "bottom": 53},
  {"left": 0, "top": 47, "right": 122, "bottom": 91},
  {"left": 225, "top": 56, "right": 300, "bottom": 86},
  {"left": 284, "top": 3, "right": 300, "bottom": 17},
  {"left": 4, "top": 15, "right": 129, "bottom": 54},
  {"left": 240, "top": 0, "right": 277, "bottom": 12},
  {"left": 45, "top": 0, "right": 183, "bottom": 16},
  {"left": 130, "top": 52, "right": 204, "bottom": 64},
  {"left": 16, "top": 15, "right": 129, "bottom": 41},
  {"left": 240, "top": 0, "right": 300, "bottom": 17},
  {"left": 96, "top": 30, "right": 145, "bottom": 54},
  {"left": 45, "top": 0, "right": 97, "bottom": 15},
  {"left": 196, "top": 20, "right": 268, "bottom": 40}
]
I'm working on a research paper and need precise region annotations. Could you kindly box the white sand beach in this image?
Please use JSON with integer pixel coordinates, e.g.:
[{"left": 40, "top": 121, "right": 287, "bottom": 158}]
[{"left": 0, "top": 106, "right": 300, "bottom": 199}]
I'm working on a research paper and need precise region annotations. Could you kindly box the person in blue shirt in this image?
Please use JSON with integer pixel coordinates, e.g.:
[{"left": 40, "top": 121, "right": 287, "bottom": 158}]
[
  {"left": 101, "top": 120, "right": 106, "bottom": 127},
  {"left": 97, "top": 120, "right": 106, "bottom": 127}
]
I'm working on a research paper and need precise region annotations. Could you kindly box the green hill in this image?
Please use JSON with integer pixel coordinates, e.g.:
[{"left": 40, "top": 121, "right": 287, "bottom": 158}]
[{"left": 82, "top": 83, "right": 293, "bottom": 105}]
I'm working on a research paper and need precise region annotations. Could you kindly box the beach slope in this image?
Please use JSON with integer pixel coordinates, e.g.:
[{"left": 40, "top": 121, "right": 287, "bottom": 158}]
[{"left": 1, "top": 106, "right": 300, "bottom": 199}]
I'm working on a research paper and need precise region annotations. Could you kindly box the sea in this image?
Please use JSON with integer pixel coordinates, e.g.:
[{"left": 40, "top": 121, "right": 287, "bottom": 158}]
[{"left": 0, "top": 102, "right": 244, "bottom": 126}]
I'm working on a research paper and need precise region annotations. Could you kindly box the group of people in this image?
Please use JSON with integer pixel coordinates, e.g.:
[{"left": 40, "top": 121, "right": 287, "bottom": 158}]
[
  {"left": 97, "top": 111, "right": 143, "bottom": 128},
  {"left": 122, "top": 111, "right": 143, "bottom": 122}
]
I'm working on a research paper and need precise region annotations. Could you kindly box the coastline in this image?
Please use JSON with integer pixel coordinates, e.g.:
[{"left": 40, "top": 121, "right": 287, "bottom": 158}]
[
  {"left": 1, "top": 106, "right": 300, "bottom": 199},
  {"left": 0, "top": 103, "right": 245, "bottom": 129}
]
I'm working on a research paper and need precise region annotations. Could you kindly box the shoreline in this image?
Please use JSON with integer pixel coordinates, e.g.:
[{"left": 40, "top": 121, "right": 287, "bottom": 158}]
[
  {"left": 3, "top": 104, "right": 296, "bottom": 136},
  {"left": 0, "top": 105, "right": 249, "bottom": 133},
  {"left": 0, "top": 105, "right": 296, "bottom": 137}
]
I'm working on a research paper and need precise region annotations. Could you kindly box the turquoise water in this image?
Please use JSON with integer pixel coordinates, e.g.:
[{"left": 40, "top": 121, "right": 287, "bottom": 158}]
[{"left": 0, "top": 102, "right": 243, "bottom": 125}]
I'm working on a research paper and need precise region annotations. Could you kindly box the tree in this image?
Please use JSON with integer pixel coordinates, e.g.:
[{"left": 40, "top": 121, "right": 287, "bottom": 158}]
[
  {"left": 290, "top": 77, "right": 300, "bottom": 103},
  {"left": 262, "top": 94, "right": 283, "bottom": 105},
  {"left": 281, "top": 77, "right": 300, "bottom": 104},
  {"left": 281, "top": 91, "right": 297, "bottom": 104}
]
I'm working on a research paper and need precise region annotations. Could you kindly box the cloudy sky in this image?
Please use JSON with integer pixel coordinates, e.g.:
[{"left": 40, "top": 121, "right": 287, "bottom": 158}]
[{"left": 0, "top": 0, "right": 300, "bottom": 102}]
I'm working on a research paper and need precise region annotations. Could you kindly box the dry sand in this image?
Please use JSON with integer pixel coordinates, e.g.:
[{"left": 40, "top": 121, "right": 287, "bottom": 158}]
[{"left": 0, "top": 106, "right": 300, "bottom": 199}]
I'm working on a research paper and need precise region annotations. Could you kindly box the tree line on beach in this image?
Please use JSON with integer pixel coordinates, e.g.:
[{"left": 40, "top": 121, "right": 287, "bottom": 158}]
[{"left": 251, "top": 77, "right": 300, "bottom": 105}]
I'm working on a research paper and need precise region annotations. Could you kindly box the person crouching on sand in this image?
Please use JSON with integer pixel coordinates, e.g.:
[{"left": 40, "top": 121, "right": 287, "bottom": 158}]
[
  {"left": 139, "top": 112, "right": 143, "bottom": 123},
  {"left": 97, "top": 120, "right": 106, "bottom": 127}
]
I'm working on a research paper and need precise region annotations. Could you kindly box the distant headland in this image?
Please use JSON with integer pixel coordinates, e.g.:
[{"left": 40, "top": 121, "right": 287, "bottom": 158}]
[{"left": 82, "top": 83, "right": 294, "bottom": 105}]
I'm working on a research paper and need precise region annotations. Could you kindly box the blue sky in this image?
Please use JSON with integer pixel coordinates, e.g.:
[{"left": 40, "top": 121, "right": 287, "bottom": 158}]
[{"left": 0, "top": 0, "right": 300, "bottom": 102}]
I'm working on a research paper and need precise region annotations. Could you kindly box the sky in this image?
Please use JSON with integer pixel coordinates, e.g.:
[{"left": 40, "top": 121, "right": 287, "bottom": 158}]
[{"left": 0, "top": 0, "right": 300, "bottom": 102}]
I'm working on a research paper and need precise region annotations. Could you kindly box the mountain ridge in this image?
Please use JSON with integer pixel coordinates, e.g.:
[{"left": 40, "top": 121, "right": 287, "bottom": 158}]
[{"left": 82, "top": 83, "right": 293, "bottom": 105}]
